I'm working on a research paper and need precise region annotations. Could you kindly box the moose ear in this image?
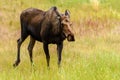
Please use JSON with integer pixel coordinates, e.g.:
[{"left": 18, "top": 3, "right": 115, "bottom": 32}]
[
  {"left": 65, "top": 10, "right": 70, "bottom": 18},
  {"left": 48, "top": 6, "right": 58, "bottom": 13},
  {"left": 51, "top": 6, "right": 57, "bottom": 11}
]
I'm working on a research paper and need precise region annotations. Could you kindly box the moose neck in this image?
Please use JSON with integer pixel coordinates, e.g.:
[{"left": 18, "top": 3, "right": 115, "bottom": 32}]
[{"left": 51, "top": 20, "right": 62, "bottom": 36}]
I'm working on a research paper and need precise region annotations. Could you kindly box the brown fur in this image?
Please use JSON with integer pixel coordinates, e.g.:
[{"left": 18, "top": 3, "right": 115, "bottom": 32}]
[{"left": 13, "top": 7, "right": 75, "bottom": 68}]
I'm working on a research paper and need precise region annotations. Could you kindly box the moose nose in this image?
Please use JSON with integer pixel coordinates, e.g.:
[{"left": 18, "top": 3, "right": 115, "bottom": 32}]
[{"left": 67, "top": 34, "right": 75, "bottom": 41}]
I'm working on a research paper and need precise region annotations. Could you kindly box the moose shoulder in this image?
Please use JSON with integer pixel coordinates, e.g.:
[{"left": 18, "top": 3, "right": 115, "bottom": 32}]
[{"left": 13, "top": 7, "right": 75, "bottom": 68}]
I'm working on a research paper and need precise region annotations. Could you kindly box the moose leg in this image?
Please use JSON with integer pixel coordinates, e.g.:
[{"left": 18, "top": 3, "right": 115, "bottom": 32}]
[
  {"left": 43, "top": 43, "right": 50, "bottom": 68},
  {"left": 28, "top": 36, "right": 35, "bottom": 65},
  {"left": 13, "top": 33, "right": 28, "bottom": 67},
  {"left": 57, "top": 42, "right": 63, "bottom": 67}
]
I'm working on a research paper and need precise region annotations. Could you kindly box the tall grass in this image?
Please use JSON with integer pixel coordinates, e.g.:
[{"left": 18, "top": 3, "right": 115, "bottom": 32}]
[
  {"left": 0, "top": 0, "right": 120, "bottom": 80},
  {"left": 0, "top": 35, "right": 120, "bottom": 80}
]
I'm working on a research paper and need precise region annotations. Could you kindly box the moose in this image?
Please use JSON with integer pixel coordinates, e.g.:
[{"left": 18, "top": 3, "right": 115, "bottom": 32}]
[{"left": 13, "top": 6, "right": 75, "bottom": 68}]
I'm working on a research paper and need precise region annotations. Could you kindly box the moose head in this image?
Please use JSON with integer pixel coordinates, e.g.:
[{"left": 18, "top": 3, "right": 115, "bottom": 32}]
[{"left": 60, "top": 10, "right": 75, "bottom": 41}]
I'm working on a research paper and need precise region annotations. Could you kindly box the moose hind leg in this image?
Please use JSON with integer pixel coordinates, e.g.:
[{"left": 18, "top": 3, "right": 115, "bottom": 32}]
[
  {"left": 13, "top": 34, "right": 28, "bottom": 67},
  {"left": 13, "top": 38, "right": 22, "bottom": 67},
  {"left": 28, "top": 36, "right": 35, "bottom": 65}
]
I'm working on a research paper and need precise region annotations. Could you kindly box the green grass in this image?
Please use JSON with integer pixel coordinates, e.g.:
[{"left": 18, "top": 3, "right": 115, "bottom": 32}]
[
  {"left": 0, "top": 0, "right": 120, "bottom": 80},
  {"left": 0, "top": 35, "right": 120, "bottom": 80}
]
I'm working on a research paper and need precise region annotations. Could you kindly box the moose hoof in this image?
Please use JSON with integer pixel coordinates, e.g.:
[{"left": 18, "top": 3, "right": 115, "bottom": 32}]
[
  {"left": 47, "top": 66, "right": 50, "bottom": 70},
  {"left": 13, "top": 60, "right": 20, "bottom": 67},
  {"left": 31, "top": 62, "right": 35, "bottom": 67}
]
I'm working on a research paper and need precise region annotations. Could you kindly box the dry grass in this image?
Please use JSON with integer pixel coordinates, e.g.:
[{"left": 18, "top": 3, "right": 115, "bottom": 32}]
[{"left": 0, "top": 0, "right": 120, "bottom": 80}]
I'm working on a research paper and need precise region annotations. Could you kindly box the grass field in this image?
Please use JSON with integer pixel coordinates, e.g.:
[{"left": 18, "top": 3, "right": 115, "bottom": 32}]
[{"left": 0, "top": 0, "right": 120, "bottom": 80}]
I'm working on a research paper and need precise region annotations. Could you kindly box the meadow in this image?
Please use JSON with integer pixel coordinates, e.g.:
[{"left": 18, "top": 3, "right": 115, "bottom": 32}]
[{"left": 0, "top": 0, "right": 120, "bottom": 80}]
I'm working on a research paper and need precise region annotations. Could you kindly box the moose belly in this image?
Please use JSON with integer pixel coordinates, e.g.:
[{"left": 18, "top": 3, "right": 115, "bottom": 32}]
[
  {"left": 30, "top": 33, "right": 42, "bottom": 42},
  {"left": 28, "top": 27, "right": 42, "bottom": 42},
  {"left": 46, "top": 36, "right": 65, "bottom": 44}
]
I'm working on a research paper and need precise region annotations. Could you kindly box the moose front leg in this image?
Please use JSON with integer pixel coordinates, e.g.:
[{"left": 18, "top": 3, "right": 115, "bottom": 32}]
[
  {"left": 57, "top": 42, "right": 63, "bottom": 67},
  {"left": 43, "top": 43, "right": 50, "bottom": 68}
]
